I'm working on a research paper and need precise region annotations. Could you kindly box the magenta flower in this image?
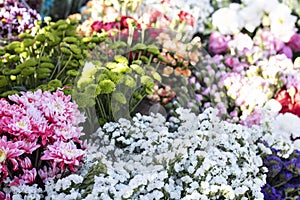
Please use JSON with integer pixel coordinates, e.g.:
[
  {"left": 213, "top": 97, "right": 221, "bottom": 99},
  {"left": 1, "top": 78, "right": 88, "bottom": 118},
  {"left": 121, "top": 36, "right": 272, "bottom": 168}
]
[
  {"left": 10, "top": 168, "right": 37, "bottom": 186},
  {"left": 288, "top": 33, "right": 300, "bottom": 52},
  {"left": 208, "top": 31, "right": 231, "bottom": 54},
  {"left": 0, "top": 136, "right": 25, "bottom": 181},
  {"left": 41, "top": 140, "right": 85, "bottom": 173},
  {"left": 0, "top": 191, "right": 10, "bottom": 200},
  {"left": 278, "top": 45, "right": 293, "bottom": 58},
  {"left": 18, "top": 157, "right": 32, "bottom": 169}
]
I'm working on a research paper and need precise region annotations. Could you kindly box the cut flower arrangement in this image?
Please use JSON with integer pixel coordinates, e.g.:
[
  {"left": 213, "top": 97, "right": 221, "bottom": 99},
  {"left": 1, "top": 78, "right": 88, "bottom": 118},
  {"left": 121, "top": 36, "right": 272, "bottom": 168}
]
[{"left": 0, "top": 0, "right": 300, "bottom": 199}]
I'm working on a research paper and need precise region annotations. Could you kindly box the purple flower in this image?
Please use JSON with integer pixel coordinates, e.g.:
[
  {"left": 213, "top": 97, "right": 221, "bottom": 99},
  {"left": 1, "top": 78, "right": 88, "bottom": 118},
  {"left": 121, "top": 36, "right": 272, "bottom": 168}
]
[
  {"left": 288, "top": 33, "right": 300, "bottom": 52},
  {"left": 278, "top": 45, "right": 293, "bottom": 59},
  {"left": 0, "top": 1, "right": 40, "bottom": 40},
  {"left": 208, "top": 31, "right": 231, "bottom": 55},
  {"left": 261, "top": 184, "right": 285, "bottom": 200}
]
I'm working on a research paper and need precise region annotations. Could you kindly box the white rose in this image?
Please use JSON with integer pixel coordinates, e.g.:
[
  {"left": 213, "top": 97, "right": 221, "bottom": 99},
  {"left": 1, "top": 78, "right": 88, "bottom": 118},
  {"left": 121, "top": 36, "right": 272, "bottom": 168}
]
[{"left": 212, "top": 3, "right": 244, "bottom": 35}]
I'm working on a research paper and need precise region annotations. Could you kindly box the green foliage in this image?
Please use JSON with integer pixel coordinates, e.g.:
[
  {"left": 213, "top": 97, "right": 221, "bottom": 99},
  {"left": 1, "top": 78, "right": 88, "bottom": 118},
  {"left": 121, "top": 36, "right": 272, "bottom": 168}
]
[{"left": 0, "top": 18, "right": 107, "bottom": 96}]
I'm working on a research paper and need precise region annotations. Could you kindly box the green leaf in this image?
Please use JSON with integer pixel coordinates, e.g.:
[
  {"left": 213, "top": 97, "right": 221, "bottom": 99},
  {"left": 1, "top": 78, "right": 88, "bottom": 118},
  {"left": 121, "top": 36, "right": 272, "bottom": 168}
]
[
  {"left": 23, "top": 39, "right": 35, "bottom": 47},
  {"left": 21, "top": 67, "right": 35, "bottom": 76},
  {"left": 48, "top": 79, "right": 62, "bottom": 88},
  {"left": 63, "top": 37, "right": 78, "bottom": 44},
  {"left": 19, "top": 33, "right": 34, "bottom": 39},
  {"left": 151, "top": 71, "right": 162, "bottom": 82},
  {"left": 17, "top": 58, "right": 38, "bottom": 69},
  {"left": 40, "top": 62, "right": 55, "bottom": 69},
  {"left": 66, "top": 69, "right": 79, "bottom": 77},
  {"left": 70, "top": 44, "right": 81, "bottom": 55},
  {"left": 0, "top": 75, "right": 8, "bottom": 87},
  {"left": 147, "top": 45, "right": 160, "bottom": 55},
  {"left": 131, "top": 43, "right": 147, "bottom": 51},
  {"left": 130, "top": 64, "right": 145, "bottom": 75},
  {"left": 141, "top": 75, "right": 154, "bottom": 88},
  {"left": 35, "top": 34, "right": 46, "bottom": 42},
  {"left": 6, "top": 41, "right": 21, "bottom": 51}
]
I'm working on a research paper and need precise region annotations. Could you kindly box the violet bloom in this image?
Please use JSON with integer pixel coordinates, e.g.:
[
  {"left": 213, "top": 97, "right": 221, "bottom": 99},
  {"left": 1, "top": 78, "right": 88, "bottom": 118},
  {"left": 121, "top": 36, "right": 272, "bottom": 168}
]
[
  {"left": 0, "top": 0, "right": 40, "bottom": 40},
  {"left": 261, "top": 184, "right": 285, "bottom": 200},
  {"left": 288, "top": 33, "right": 300, "bottom": 52},
  {"left": 278, "top": 45, "right": 293, "bottom": 59},
  {"left": 208, "top": 31, "right": 231, "bottom": 54}
]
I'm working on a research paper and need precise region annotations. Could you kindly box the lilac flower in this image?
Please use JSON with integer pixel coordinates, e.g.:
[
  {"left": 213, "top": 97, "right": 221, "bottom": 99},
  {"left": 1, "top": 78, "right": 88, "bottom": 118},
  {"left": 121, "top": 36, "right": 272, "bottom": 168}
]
[{"left": 0, "top": 0, "right": 40, "bottom": 40}]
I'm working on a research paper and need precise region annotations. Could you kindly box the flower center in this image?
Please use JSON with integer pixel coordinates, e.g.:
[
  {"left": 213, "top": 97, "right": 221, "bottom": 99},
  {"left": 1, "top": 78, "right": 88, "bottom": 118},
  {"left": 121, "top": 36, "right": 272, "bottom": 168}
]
[
  {"left": 55, "top": 103, "right": 62, "bottom": 111},
  {"left": 278, "top": 18, "right": 284, "bottom": 24},
  {"left": 0, "top": 150, "right": 6, "bottom": 162},
  {"left": 16, "top": 121, "right": 27, "bottom": 128}
]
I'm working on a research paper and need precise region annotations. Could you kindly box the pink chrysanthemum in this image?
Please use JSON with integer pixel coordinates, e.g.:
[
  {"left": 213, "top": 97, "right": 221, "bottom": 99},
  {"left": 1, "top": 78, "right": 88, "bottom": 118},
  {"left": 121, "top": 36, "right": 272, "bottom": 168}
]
[
  {"left": 0, "top": 136, "right": 25, "bottom": 181},
  {"left": 41, "top": 140, "right": 85, "bottom": 173},
  {"left": 0, "top": 89, "right": 85, "bottom": 188},
  {"left": 10, "top": 168, "right": 37, "bottom": 186},
  {"left": 53, "top": 123, "right": 83, "bottom": 142}
]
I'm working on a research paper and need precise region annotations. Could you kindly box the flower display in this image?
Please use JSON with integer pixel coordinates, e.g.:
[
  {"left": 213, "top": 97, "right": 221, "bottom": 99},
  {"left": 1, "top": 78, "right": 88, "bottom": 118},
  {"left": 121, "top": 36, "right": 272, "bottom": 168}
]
[{"left": 1, "top": 0, "right": 300, "bottom": 199}]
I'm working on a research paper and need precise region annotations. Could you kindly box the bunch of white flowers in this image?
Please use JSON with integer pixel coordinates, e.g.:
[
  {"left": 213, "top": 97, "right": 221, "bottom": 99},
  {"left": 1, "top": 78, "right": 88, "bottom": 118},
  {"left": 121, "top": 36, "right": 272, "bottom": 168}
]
[
  {"left": 7, "top": 107, "right": 288, "bottom": 199},
  {"left": 40, "top": 108, "right": 269, "bottom": 199},
  {"left": 212, "top": 0, "right": 297, "bottom": 42}
]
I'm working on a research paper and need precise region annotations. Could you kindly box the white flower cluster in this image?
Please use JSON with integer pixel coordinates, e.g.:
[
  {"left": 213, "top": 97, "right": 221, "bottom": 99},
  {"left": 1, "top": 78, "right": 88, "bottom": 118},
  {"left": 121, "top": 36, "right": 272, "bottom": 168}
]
[
  {"left": 212, "top": 0, "right": 297, "bottom": 42},
  {"left": 258, "top": 99, "right": 300, "bottom": 158},
  {"left": 3, "top": 184, "right": 43, "bottom": 200},
  {"left": 8, "top": 107, "right": 290, "bottom": 199},
  {"left": 41, "top": 107, "right": 270, "bottom": 199}
]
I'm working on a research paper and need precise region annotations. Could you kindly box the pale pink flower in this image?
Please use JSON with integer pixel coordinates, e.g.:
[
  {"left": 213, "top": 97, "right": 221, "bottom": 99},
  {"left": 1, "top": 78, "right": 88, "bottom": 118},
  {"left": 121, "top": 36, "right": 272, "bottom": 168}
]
[
  {"left": 53, "top": 123, "right": 82, "bottom": 142},
  {"left": 0, "top": 103, "right": 25, "bottom": 135},
  {"left": 39, "top": 90, "right": 85, "bottom": 126},
  {"left": 38, "top": 166, "right": 59, "bottom": 183},
  {"left": 8, "top": 89, "right": 43, "bottom": 108},
  {"left": 7, "top": 114, "right": 33, "bottom": 138},
  {"left": 41, "top": 140, "right": 85, "bottom": 173}
]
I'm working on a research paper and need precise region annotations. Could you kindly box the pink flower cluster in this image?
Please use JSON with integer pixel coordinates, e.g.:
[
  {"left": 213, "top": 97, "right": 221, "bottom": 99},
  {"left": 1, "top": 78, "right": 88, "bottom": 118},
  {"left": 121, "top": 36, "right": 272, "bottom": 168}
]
[
  {"left": 208, "top": 29, "right": 300, "bottom": 59},
  {"left": 0, "top": 89, "right": 85, "bottom": 189}
]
